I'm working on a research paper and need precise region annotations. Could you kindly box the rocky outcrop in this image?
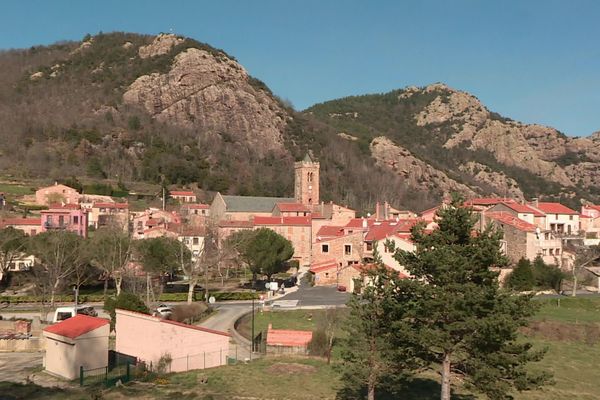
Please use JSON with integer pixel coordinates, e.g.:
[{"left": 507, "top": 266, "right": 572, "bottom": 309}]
[
  {"left": 414, "top": 84, "right": 575, "bottom": 187},
  {"left": 370, "top": 136, "right": 478, "bottom": 198},
  {"left": 123, "top": 45, "right": 287, "bottom": 155},
  {"left": 138, "top": 34, "right": 183, "bottom": 58},
  {"left": 459, "top": 162, "right": 525, "bottom": 201}
]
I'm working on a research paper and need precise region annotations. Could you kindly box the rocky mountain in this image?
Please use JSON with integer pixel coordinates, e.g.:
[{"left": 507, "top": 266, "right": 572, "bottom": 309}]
[
  {"left": 0, "top": 32, "right": 597, "bottom": 212},
  {"left": 307, "top": 83, "right": 600, "bottom": 209}
]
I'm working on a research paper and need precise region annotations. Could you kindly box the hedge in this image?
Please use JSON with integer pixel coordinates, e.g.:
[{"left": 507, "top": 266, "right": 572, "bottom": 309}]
[{"left": 0, "top": 291, "right": 260, "bottom": 304}]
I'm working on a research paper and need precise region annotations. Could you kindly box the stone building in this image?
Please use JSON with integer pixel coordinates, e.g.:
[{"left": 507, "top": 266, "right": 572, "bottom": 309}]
[{"left": 294, "top": 153, "right": 319, "bottom": 206}]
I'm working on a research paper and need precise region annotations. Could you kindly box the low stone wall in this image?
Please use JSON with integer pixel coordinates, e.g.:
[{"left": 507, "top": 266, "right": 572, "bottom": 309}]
[{"left": 0, "top": 337, "right": 43, "bottom": 352}]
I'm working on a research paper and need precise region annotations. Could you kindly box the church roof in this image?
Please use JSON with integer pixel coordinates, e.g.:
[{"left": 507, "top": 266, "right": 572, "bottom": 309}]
[
  {"left": 303, "top": 153, "right": 313, "bottom": 163},
  {"left": 221, "top": 195, "right": 295, "bottom": 213}
]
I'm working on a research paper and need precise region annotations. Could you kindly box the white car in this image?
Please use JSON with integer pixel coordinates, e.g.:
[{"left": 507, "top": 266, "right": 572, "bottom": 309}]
[
  {"left": 153, "top": 304, "right": 172, "bottom": 319},
  {"left": 52, "top": 305, "right": 98, "bottom": 323}
]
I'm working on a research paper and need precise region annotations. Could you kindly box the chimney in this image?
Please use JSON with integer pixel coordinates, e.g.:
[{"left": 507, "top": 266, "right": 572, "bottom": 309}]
[
  {"left": 375, "top": 202, "right": 380, "bottom": 221},
  {"left": 362, "top": 217, "right": 367, "bottom": 229},
  {"left": 384, "top": 201, "right": 389, "bottom": 220},
  {"left": 532, "top": 197, "right": 539, "bottom": 208}
]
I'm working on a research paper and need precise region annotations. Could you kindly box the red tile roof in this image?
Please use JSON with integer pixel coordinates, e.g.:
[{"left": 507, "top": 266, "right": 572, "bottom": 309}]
[
  {"left": 309, "top": 259, "right": 339, "bottom": 273},
  {"left": 498, "top": 202, "right": 544, "bottom": 217},
  {"left": 275, "top": 203, "right": 310, "bottom": 212},
  {"left": 485, "top": 212, "right": 538, "bottom": 232},
  {"left": 170, "top": 191, "right": 196, "bottom": 196},
  {"left": 253, "top": 216, "right": 311, "bottom": 226},
  {"left": 315, "top": 225, "right": 345, "bottom": 239},
  {"left": 1, "top": 218, "right": 41, "bottom": 226},
  {"left": 534, "top": 202, "right": 578, "bottom": 215},
  {"left": 267, "top": 325, "right": 313, "bottom": 347},
  {"left": 345, "top": 218, "right": 374, "bottom": 228},
  {"left": 43, "top": 315, "right": 109, "bottom": 339}
]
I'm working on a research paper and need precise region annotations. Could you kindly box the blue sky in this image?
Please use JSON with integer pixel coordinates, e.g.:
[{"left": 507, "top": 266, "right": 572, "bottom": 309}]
[{"left": 1, "top": 0, "right": 599, "bottom": 136}]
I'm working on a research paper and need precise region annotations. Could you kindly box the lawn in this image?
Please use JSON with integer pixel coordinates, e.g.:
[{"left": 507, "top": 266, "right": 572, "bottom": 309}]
[
  {"left": 236, "top": 309, "right": 329, "bottom": 339},
  {"left": 0, "top": 183, "right": 35, "bottom": 196},
  {"left": 534, "top": 297, "right": 600, "bottom": 323}
]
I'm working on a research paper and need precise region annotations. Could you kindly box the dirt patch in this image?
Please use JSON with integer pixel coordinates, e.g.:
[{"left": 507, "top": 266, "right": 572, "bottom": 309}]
[
  {"left": 266, "top": 362, "right": 317, "bottom": 375},
  {"left": 522, "top": 320, "right": 600, "bottom": 345}
]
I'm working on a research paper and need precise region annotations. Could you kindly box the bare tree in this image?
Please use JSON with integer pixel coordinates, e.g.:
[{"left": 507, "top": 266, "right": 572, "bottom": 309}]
[
  {"left": 0, "top": 227, "right": 28, "bottom": 282},
  {"left": 571, "top": 244, "right": 600, "bottom": 297},
  {"left": 28, "top": 231, "right": 84, "bottom": 306},
  {"left": 88, "top": 225, "right": 131, "bottom": 297}
]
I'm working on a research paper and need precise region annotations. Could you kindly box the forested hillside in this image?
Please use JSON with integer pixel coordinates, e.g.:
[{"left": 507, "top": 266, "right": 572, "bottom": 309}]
[{"left": 0, "top": 32, "right": 598, "bottom": 213}]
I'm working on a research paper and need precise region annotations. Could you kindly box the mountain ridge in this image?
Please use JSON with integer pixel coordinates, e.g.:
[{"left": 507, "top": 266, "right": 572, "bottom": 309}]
[{"left": 0, "top": 32, "right": 598, "bottom": 212}]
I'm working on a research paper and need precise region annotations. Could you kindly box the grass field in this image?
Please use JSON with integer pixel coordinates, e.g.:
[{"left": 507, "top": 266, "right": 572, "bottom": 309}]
[{"left": 0, "top": 182, "right": 35, "bottom": 196}]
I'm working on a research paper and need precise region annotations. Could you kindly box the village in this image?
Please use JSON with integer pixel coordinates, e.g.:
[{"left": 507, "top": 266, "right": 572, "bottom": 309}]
[{"left": 1, "top": 152, "right": 600, "bottom": 398}]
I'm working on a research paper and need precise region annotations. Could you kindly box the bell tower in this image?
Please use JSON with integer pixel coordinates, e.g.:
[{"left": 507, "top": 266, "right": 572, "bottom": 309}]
[{"left": 294, "top": 154, "right": 320, "bottom": 206}]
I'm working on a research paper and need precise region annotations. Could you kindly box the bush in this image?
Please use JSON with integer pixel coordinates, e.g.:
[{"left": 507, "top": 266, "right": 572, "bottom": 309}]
[
  {"left": 506, "top": 258, "right": 535, "bottom": 291},
  {"left": 533, "top": 257, "right": 566, "bottom": 292},
  {"left": 104, "top": 292, "right": 149, "bottom": 330},
  {"left": 158, "top": 291, "right": 259, "bottom": 302},
  {"left": 307, "top": 328, "right": 328, "bottom": 357}
]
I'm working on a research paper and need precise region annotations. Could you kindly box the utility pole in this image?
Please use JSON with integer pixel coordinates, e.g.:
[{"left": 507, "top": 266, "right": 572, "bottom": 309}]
[
  {"left": 162, "top": 186, "right": 166, "bottom": 211},
  {"left": 251, "top": 294, "right": 255, "bottom": 360}
]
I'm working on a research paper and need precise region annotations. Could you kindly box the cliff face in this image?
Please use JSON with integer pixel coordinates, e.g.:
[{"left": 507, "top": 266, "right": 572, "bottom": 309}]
[
  {"left": 123, "top": 35, "right": 287, "bottom": 155},
  {"left": 370, "top": 136, "right": 477, "bottom": 198}
]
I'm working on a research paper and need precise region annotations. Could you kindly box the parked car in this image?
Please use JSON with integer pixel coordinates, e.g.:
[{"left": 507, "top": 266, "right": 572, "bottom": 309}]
[
  {"left": 52, "top": 305, "right": 98, "bottom": 322},
  {"left": 337, "top": 285, "right": 347, "bottom": 292},
  {"left": 153, "top": 304, "right": 173, "bottom": 319}
]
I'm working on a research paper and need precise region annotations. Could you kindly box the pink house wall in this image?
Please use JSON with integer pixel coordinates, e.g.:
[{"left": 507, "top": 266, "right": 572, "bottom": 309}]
[
  {"left": 115, "top": 309, "right": 230, "bottom": 372},
  {"left": 40, "top": 208, "right": 88, "bottom": 238}
]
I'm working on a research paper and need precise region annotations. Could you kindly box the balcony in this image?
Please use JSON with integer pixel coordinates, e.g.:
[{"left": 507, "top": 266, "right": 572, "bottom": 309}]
[{"left": 44, "top": 221, "right": 68, "bottom": 230}]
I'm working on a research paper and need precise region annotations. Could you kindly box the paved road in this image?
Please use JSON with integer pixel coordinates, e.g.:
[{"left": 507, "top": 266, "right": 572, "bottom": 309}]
[{"left": 278, "top": 285, "right": 350, "bottom": 306}]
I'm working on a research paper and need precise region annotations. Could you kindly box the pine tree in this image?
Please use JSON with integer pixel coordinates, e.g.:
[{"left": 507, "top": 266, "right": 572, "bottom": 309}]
[
  {"left": 337, "top": 249, "right": 425, "bottom": 400},
  {"left": 395, "top": 195, "right": 551, "bottom": 400},
  {"left": 506, "top": 258, "right": 535, "bottom": 291}
]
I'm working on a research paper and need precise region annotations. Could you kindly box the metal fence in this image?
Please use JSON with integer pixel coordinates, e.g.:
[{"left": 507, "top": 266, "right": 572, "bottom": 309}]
[{"left": 79, "top": 362, "right": 132, "bottom": 387}]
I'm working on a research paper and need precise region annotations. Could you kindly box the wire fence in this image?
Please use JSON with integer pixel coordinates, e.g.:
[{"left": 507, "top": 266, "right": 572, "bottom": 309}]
[{"left": 80, "top": 345, "right": 257, "bottom": 387}]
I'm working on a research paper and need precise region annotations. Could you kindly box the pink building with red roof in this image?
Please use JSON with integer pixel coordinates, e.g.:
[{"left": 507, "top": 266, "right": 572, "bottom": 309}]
[
  {"left": 266, "top": 324, "right": 312, "bottom": 354},
  {"left": 115, "top": 309, "right": 230, "bottom": 372},
  {"left": 0, "top": 217, "right": 41, "bottom": 236},
  {"left": 40, "top": 204, "right": 88, "bottom": 237},
  {"left": 43, "top": 315, "right": 110, "bottom": 380}
]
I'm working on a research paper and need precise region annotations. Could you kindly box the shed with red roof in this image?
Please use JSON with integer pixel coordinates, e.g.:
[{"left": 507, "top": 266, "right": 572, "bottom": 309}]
[{"left": 43, "top": 315, "right": 110, "bottom": 380}]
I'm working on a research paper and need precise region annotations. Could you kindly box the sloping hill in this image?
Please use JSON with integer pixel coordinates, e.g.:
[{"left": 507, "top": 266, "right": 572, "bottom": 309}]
[{"left": 0, "top": 33, "right": 597, "bottom": 213}]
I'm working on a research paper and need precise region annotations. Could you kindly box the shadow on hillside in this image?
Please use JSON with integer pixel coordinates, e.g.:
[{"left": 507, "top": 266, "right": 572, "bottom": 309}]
[{"left": 336, "top": 377, "right": 476, "bottom": 400}]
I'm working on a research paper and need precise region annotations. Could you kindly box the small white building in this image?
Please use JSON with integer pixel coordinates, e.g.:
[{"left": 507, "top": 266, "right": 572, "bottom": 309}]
[{"left": 43, "top": 315, "right": 110, "bottom": 380}]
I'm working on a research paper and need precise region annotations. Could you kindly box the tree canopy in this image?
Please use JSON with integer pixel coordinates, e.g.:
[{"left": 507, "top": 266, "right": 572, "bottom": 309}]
[
  {"left": 228, "top": 228, "right": 294, "bottom": 281},
  {"left": 392, "top": 196, "right": 551, "bottom": 400}
]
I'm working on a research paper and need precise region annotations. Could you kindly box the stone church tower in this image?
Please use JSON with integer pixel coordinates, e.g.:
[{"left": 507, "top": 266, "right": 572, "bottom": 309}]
[{"left": 294, "top": 154, "right": 320, "bottom": 206}]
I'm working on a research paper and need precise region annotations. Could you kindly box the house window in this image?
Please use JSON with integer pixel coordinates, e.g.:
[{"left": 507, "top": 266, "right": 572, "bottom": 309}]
[
  {"left": 366, "top": 242, "right": 373, "bottom": 251},
  {"left": 325, "top": 272, "right": 329, "bottom": 278},
  {"left": 542, "top": 249, "right": 547, "bottom": 255},
  {"left": 555, "top": 214, "right": 558, "bottom": 219},
  {"left": 321, "top": 244, "right": 329, "bottom": 253},
  {"left": 73, "top": 216, "right": 79, "bottom": 224},
  {"left": 569, "top": 215, "right": 573, "bottom": 221},
  {"left": 193, "top": 237, "right": 199, "bottom": 245},
  {"left": 549, "top": 249, "right": 554, "bottom": 256},
  {"left": 344, "top": 244, "right": 352, "bottom": 256},
  {"left": 556, "top": 248, "right": 560, "bottom": 255}
]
